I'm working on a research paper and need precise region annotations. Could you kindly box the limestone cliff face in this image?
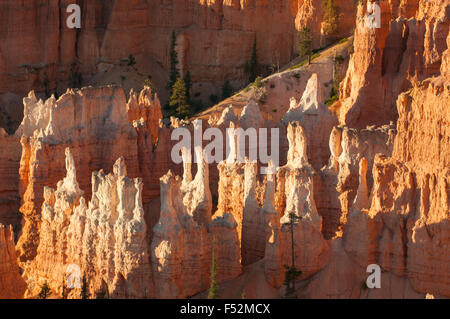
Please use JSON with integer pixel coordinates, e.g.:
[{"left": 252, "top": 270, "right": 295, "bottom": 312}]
[
  {"left": 15, "top": 86, "right": 158, "bottom": 264},
  {"left": 0, "top": 224, "right": 26, "bottom": 299},
  {"left": 23, "top": 149, "right": 153, "bottom": 299},
  {"left": 295, "top": 0, "right": 357, "bottom": 48},
  {"left": 364, "top": 77, "right": 450, "bottom": 297},
  {"left": 338, "top": 0, "right": 449, "bottom": 128},
  {"left": 0, "top": 0, "right": 302, "bottom": 113}
]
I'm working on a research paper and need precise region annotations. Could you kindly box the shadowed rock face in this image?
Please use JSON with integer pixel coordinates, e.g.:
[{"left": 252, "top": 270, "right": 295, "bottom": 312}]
[{"left": 0, "top": 224, "right": 27, "bottom": 299}]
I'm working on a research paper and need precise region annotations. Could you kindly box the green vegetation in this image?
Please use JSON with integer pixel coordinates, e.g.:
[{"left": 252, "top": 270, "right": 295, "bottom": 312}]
[
  {"left": 70, "top": 63, "right": 83, "bottom": 89},
  {"left": 168, "top": 31, "right": 180, "bottom": 96},
  {"left": 208, "top": 237, "right": 219, "bottom": 299},
  {"left": 322, "top": 0, "right": 339, "bottom": 37},
  {"left": 244, "top": 36, "right": 259, "bottom": 83},
  {"left": 326, "top": 54, "right": 345, "bottom": 107},
  {"left": 143, "top": 76, "right": 157, "bottom": 98},
  {"left": 253, "top": 76, "right": 263, "bottom": 88},
  {"left": 170, "top": 78, "right": 192, "bottom": 119},
  {"left": 184, "top": 70, "right": 192, "bottom": 101},
  {"left": 338, "top": 37, "right": 348, "bottom": 44},
  {"left": 221, "top": 80, "right": 233, "bottom": 100},
  {"left": 325, "top": 93, "right": 339, "bottom": 106},
  {"left": 61, "top": 279, "right": 67, "bottom": 299},
  {"left": 127, "top": 54, "right": 136, "bottom": 67},
  {"left": 289, "top": 53, "right": 320, "bottom": 70},
  {"left": 43, "top": 74, "right": 50, "bottom": 98},
  {"left": 298, "top": 27, "right": 313, "bottom": 65},
  {"left": 38, "top": 281, "right": 51, "bottom": 299},
  {"left": 283, "top": 213, "right": 302, "bottom": 299},
  {"left": 249, "top": 36, "right": 258, "bottom": 82},
  {"left": 81, "top": 275, "right": 90, "bottom": 299}
]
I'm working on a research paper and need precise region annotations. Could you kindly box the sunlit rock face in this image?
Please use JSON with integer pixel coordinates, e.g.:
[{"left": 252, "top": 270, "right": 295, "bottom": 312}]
[
  {"left": 0, "top": 0, "right": 448, "bottom": 300},
  {"left": 15, "top": 86, "right": 159, "bottom": 265},
  {"left": 152, "top": 144, "right": 242, "bottom": 298},
  {"left": 338, "top": 0, "right": 449, "bottom": 129},
  {"left": 265, "top": 122, "right": 329, "bottom": 288},
  {"left": 22, "top": 149, "right": 153, "bottom": 299}
]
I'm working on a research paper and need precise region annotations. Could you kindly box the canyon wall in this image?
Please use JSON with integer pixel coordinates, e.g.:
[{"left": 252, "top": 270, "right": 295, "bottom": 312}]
[
  {"left": 338, "top": 0, "right": 449, "bottom": 128},
  {"left": 0, "top": 0, "right": 297, "bottom": 122},
  {"left": 0, "top": 0, "right": 448, "bottom": 300},
  {"left": 0, "top": 130, "right": 21, "bottom": 231},
  {"left": 0, "top": 0, "right": 361, "bottom": 130}
]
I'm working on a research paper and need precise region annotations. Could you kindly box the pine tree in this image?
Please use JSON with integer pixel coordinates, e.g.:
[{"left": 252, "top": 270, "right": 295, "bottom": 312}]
[
  {"left": 38, "top": 281, "right": 51, "bottom": 299},
  {"left": 81, "top": 275, "right": 90, "bottom": 299},
  {"left": 143, "top": 76, "right": 157, "bottom": 98},
  {"left": 183, "top": 70, "right": 192, "bottom": 102},
  {"left": 168, "top": 31, "right": 180, "bottom": 95},
  {"left": 208, "top": 237, "right": 219, "bottom": 299},
  {"left": 169, "top": 78, "right": 191, "bottom": 119},
  {"left": 323, "top": 0, "right": 339, "bottom": 36},
  {"left": 248, "top": 36, "right": 258, "bottom": 82},
  {"left": 283, "top": 213, "right": 302, "bottom": 298},
  {"left": 61, "top": 279, "right": 67, "bottom": 299},
  {"left": 221, "top": 80, "right": 233, "bottom": 100},
  {"left": 127, "top": 54, "right": 136, "bottom": 67},
  {"left": 298, "top": 27, "right": 313, "bottom": 64}
]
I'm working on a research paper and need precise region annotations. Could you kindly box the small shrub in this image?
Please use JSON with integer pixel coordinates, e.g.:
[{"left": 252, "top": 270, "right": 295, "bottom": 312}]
[
  {"left": 38, "top": 281, "right": 51, "bottom": 299},
  {"left": 221, "top": 80, "right": 233, "bottom": 100},
  {"left": 143, "top": 77, "right": 157, "bottom": 98},
  {"left": 127, "top": 54, "right": 136, "bottom": 67},
  {"left": 209, "top": 94, "right": 218, "bottom": 104},
  {"left": 253, "top": 76, "right": 263, "bottom": 88}
]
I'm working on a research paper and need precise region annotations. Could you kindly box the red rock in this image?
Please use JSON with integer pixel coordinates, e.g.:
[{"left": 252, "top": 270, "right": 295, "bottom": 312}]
[{"left": 0, "top": 224, "right": 27, "bottom": 299}]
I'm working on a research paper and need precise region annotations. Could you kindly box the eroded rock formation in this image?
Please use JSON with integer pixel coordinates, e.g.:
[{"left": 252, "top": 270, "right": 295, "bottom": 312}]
[
  {"left": 265, "top": 122, "right": 329, "bottom": 287},
  {"left": 338, "top": 0, "right": 449, "bottom": 128},
  {"left": 0, "top": 224, "right": 27, "bottom": 299},
  {"left": 23, "top": 149, "right": 153, "bottom": 299}
]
